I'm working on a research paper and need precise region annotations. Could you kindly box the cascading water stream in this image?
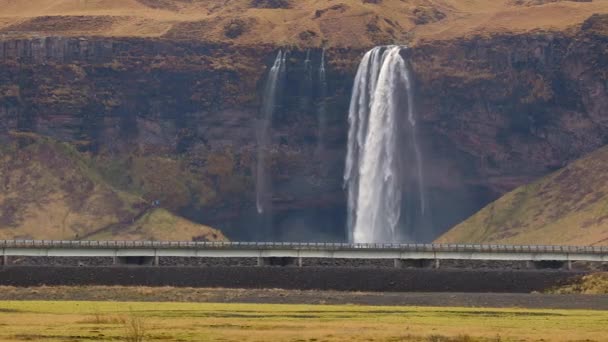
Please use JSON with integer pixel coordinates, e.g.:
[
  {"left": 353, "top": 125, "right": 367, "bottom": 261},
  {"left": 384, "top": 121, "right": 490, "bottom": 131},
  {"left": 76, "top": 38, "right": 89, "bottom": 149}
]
[
  {"left": 316, "top": 48, "right": 328, "bottom": 160},
  {"left": 344, "top": 45, "right": 427, "bottom": 243},
  {"left": 256, "top": 51, "right": 286, "bottom": 215},
  {"left": 302, "top": 49, "right": 314, "bottom": 113},
  {"left": 304, "top": 49, "right": 312, "bottom": 75}
]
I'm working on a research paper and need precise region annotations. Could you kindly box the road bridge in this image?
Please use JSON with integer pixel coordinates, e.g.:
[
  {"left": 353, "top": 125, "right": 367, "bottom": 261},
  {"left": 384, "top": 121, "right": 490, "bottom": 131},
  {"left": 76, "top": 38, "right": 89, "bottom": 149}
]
[{"left": 1, "top": 240, "right": 607, "bottom": 269}]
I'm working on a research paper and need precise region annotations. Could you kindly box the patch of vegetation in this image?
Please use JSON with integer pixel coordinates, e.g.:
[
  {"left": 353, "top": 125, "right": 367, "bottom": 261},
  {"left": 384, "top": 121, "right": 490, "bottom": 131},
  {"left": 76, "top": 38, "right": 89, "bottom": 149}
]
[
  {"left": 548, "top": 273, "right": 608, "bottom": 294},
  {"left": 224, "top": 19, "right": 250, "bottom": 39},
  {"left": 94, "top": 146, "right": 254, "bottom": 217},
  {"left": 123, "top": 311, "right": 147, "bottom": 342},
  {"left": 86, "top": 208, "right": 226, "bottom": 242},
  {"left": 0, "top": 301, "right": 606, "bottom": 341},
  {"left": 298, "top": 30, "right": 318, "bottom": 42},
  {"left": 412, "top": 6, "right": 446, "bottom": 25}
]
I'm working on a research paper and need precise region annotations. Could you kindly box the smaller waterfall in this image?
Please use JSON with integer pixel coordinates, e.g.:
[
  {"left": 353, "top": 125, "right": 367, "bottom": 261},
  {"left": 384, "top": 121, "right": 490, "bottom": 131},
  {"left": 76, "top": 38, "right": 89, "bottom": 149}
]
[
  {"left": 256, "top": 51, "right": 286, "bottom": 215},
  {"left": 316, "top": 49, "right": 328, "bottom": 160},
  {"left": 302, "top": 49, "right": 313, "bottom": 111},
  {"left": 304, "top": 49, "right": 312, "bottom": 73}
]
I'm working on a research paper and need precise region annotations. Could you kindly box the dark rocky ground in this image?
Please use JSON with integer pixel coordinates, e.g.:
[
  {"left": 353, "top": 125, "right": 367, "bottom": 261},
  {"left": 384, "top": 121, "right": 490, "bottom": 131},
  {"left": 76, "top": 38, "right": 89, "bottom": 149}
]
[
  {"left": 0, "top": 285, "right": 606, "bottom": 310},
  {"left": 6, "top": 256, "right": 607, "bottom": 270},
  {"left": 0, "top": 265, "right": 587, "bottom": 293}
]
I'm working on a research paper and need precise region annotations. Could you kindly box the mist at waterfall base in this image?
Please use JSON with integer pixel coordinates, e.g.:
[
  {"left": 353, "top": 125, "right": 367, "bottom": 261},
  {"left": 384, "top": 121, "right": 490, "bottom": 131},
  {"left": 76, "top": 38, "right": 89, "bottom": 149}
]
[{"left": 231, "top": 47, "right": 491, "bottom": 243}]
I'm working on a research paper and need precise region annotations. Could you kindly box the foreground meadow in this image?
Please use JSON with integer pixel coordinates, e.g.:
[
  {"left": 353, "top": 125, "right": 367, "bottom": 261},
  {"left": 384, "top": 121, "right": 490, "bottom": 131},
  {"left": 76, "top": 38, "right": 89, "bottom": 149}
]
[{"left": 0, "top": 301, "right": 606, "bottom": 342}]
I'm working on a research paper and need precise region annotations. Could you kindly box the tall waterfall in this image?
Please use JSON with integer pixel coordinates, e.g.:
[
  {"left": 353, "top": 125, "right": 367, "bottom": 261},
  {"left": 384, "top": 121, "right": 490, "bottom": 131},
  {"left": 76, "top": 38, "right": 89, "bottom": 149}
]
[
  {"left": 344, "top": 46, "right": 427, "bottom": 243},
  {"left": 256, "top": 51, "right": 286, "bottom": 214}
]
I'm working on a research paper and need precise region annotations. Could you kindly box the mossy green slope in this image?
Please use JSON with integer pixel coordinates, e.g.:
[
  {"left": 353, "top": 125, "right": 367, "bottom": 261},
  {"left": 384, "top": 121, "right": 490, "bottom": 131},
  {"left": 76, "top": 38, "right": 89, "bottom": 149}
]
[
  {"left": 437, "top": 146, "right": 608, "bottom": 246},
  {"left": 0, "top": 132, "right": 225, "bottom": 241}
]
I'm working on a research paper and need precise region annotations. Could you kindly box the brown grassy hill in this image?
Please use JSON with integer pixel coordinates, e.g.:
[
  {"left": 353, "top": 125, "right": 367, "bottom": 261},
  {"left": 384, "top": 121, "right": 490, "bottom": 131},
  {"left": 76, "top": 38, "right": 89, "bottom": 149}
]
[
  {"left": 436, "top": 146, "right": 608, "bottom": 246},
  {"left": 0, "top": 132, "right": 226, "bottom": 241},
  {"left": 0, "top": 0, "right": 606, "bottom": 46},
  {"left": 85, "top": 208, "right": 225, "bottom": 241}
]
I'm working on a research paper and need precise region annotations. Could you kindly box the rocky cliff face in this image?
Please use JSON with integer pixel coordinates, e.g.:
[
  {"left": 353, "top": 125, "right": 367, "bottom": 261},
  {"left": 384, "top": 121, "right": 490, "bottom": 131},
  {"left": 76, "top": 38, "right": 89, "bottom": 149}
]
[
  {"left": 0, "top": 14, "right": 607, "bottom": 242},
  {"left": 413, "top": 17, "right": 608, "bottom": 193},
  {"left": 0, "top": 38, "right": 358, "bottom": 241}
]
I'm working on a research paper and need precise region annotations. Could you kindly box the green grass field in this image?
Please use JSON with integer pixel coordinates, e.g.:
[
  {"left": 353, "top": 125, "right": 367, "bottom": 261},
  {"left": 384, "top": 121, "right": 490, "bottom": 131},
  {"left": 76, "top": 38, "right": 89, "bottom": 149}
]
[{"left": 0, "top": 301, "right": 606, "bottom": 341}]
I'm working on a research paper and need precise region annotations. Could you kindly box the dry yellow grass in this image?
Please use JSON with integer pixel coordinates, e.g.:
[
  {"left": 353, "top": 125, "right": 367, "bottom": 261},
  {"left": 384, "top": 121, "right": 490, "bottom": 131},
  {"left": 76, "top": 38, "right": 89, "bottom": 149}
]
[
  {"left": 0, "top": 300, "right": 607, "bottom": 341},
  {"left": 87, "top": 208, "right": 226, "bottom": 241},
  {"left": 0, "top": 0, "right": 606, "bottom": 47}
]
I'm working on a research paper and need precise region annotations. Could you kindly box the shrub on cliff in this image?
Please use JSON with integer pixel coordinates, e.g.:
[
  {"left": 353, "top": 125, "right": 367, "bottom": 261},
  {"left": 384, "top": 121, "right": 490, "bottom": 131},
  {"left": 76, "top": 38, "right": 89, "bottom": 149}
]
[
  {"left": 412, "top": 6, "right": 446, "bottom": 25},
  {"left": 224, "top": 19, "right": 248, "bottom": 39}
]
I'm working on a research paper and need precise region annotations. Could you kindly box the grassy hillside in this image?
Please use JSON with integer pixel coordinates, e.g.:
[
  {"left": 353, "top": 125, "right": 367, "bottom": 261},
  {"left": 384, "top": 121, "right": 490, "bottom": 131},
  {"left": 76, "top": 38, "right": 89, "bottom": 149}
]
[
  {"left": 0, "top": 0, "right": 606, "bottom": 46},
  {"left": 86, "top": 208, "right": 225, "bottom": 241},
  {"left": 436, "top": 146, "right": 608, "bottom": 246},
  {"left": 0, "top": 132, "right": 225, "bottom": 241}
]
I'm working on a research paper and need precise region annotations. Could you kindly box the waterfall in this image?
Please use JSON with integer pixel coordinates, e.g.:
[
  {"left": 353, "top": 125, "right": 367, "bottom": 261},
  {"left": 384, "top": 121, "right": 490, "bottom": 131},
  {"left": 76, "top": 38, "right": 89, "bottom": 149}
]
[
  {"left": 344, "top": 45, "right": 427, "bottom": 244},
  {"left": 316, "top": 48, "right": 328, "bottom": 160},
  {"left": 256, "top": 51, "right": 286, "bottom": 214},
  {"left": 304, "top": 49, "right": 312, "bottom": 74}
]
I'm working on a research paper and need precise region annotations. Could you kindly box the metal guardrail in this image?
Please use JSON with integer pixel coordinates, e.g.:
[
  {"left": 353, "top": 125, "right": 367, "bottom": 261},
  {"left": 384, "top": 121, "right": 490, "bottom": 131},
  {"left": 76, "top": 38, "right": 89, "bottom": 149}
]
[{"left": 0, "top": 240, "right": 607, "bottom": 254}]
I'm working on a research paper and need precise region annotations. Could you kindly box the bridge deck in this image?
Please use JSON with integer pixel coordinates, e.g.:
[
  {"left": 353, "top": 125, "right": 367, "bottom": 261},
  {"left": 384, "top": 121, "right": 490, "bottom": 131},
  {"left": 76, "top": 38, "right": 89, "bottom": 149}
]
[{"left": 0, "top": 240, "right": 607, "bottom": 263}]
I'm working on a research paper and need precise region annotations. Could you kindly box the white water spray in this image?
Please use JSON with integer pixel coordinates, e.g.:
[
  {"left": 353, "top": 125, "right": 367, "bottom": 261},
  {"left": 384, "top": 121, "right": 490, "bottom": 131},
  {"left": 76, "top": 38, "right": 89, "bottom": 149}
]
[
  {"left": 344, "top": 46, "right": 427, "bottom": 243},
  {"left": 256, "top": 51, "right": 286, "bottom": 214}
]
